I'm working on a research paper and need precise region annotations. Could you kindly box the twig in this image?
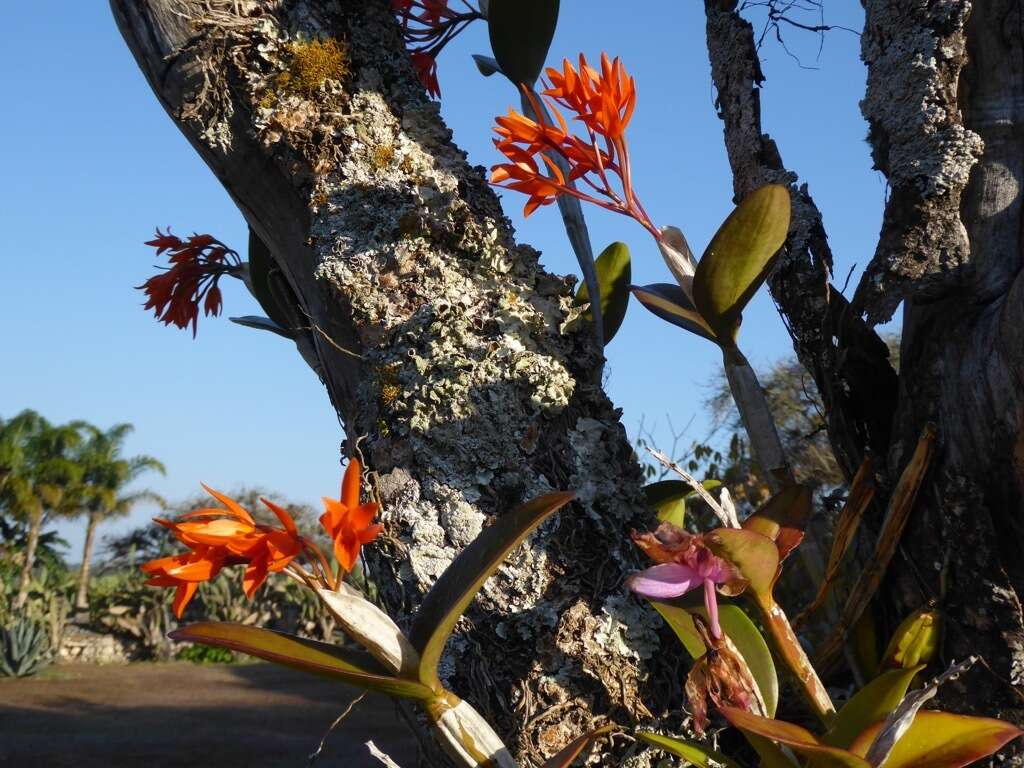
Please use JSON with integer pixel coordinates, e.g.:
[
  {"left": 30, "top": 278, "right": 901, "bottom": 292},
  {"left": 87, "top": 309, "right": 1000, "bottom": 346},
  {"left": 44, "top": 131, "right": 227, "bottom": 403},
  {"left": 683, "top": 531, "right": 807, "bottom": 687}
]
[
  {"left": 864, "top": 657, "right": 977, "bottom": 767},
  {"left": 307, "top": 692, "right": 367, "bottom": 766},
  {"left": 366, "top": 741, "right": 404, "bottom": 768},
  {"left": 647, "top": 447, "right": 739, "bottom": 529}
]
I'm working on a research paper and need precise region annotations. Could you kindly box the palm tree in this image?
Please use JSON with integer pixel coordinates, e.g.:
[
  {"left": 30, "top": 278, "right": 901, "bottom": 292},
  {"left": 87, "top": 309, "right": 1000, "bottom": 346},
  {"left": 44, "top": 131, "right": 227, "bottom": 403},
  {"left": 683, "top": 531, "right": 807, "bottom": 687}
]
[
  {"left": 72, "top": 423, "right": 164, "bottom": 611},
  {"left": 0, "top": 411, "right": 84, "bottom": 610}
]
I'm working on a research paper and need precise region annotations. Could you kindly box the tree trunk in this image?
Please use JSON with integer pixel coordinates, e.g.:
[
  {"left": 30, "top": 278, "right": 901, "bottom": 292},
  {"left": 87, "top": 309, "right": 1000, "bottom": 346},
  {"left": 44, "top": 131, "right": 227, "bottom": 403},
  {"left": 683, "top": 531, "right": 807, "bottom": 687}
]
[
  {"left": 859, "top": 1, "right": 1024, "bottom": 758},
  {"left": 705, "top": 0, "right": 1024, "bottom": 760},
  {"left": 75, "top": 510, "right": 100, "bottom": 611},
  {"left": 14, "top": 509, "right": 42, "bottom": 610},
  {"left": 110, "top": 1, "right": 669, "bottom": 764}
]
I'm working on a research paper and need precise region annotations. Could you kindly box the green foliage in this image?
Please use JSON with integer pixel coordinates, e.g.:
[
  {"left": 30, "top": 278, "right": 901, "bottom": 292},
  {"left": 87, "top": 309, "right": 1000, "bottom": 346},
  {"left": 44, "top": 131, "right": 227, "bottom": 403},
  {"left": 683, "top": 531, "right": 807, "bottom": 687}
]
[
  {"left": 651, "top": 598, "right": 779, "bottom": 717},
  {"left": 0, "top": 518, "right": 69, "bottom": 576},
  {"left": 692, "top": 185, "right": 791, "bottom": 344},
  {"left": 631, "top": 283, "right": 717, "bottom": 343},
  {"left": 0, "top": 410, "right": 84, "bottom": 529},
  {"left": 487, "top": 0, "right": 560, "bottom": 86},
  {"left": 575, "top": 242, "right": 631, "bottom": 345},
  {"left": 170, "top": 622, "right": 434, "bottom": 700},
  {"left": 637, "top": 732, "right": 742, "bottom": 768},
  {"left": 824, "top": 666, "right": 923, "bottom": 748},
  {"left": 642, "top": 479, "right": 722, "bottom": 529},
  {"left": 0, "top": 618, "right": 50, "bottom": 678},
  {"left": 176, "top": 643, "right": 236, "bottom": 664},
  {"left": 246, "top": 228, "right": 295, "bottom": 331}
]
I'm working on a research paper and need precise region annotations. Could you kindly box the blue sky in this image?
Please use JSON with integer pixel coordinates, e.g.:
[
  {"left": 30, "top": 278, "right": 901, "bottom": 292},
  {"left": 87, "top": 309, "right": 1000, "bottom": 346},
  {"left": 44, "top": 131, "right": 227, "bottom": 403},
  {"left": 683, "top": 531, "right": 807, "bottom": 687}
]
[{"left": 0, "top": 2, "right": 886, "bottom": 559}]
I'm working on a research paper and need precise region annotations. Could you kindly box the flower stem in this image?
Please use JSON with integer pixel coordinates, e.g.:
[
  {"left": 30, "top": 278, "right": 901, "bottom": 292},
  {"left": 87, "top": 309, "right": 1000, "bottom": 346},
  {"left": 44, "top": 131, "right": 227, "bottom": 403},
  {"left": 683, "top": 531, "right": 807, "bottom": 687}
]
[
  {"left": 753, "top": 593, "right": 835, "bottom": 724},
  {"left": 722, "top": 346, "right": 793, "bottom": 493}
]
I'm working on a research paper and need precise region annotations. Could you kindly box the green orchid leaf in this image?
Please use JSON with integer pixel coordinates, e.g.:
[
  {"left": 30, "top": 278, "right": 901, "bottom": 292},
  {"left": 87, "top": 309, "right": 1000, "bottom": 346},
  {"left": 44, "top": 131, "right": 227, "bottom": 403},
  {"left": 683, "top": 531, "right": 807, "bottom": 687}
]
[
  {"left": 487, "top": 0, "right": 560, "bottom": 87},
  {"left": 881, "top": 606, "right": 941, "bottom": 671},
  {"left": 741, "top": 484, "right": 811, "bottom": 565},
  {"left": 824, "top": 666, "right": 924, "bottom": 748},
  {"left": 229, "top": 315, "right": 294, "bottom": 339},
  {"left": 691, "top": 479, "right": 724, "bottom": 497},
  {"left": 409, "top": 491, "right": 574, "bottom": 689},
  {"left": 472, "top": 53, "right": 502, "bottom": 77},
  {"left": 247, "top": 228, "right": 293, "bottom": 331},
  {"left": 651, "top": 600, "right": 778, "bottom": 717},
  {"left": 705, "top": 528, "right": 780, "bottom": 601},
  {"left": 576, "top": 242, "right": 631, "bottom": 345},
  {"left": 643, "top": 480, "right": 689, "bottom": 527},
  {"left": 642, "top": 479, "right": 724, "bottom": 528},
  {"left": 542, "top": 725, "right": 617, "bottom": 768},
  {"left": 630, "top": 283, "right": 718, "bottom": 343},
  {"left": 693, "top": 185, "right": 791, "bottom": 343},
  {"left": 848, "top": 711, "right": 1024, "bottom": 768},
  {"left": 637, "top": 732, "right": 742, "bottom": 767},
  {"left": 720, "top": 707, "right": 870, "bottom": 768},
  {"left": 170, "top": 622, "right": 433, "bottom": 700}
]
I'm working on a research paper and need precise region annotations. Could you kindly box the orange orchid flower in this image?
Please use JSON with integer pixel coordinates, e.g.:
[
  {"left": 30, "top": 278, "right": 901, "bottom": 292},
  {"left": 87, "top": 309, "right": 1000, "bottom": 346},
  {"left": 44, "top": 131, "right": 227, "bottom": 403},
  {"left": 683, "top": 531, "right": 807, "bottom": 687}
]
[
  {"left": 320, "top": 457, "right": 383, "bottom": 574},
  {"left": 142, "top": 486, "right": 306, "bottom": 617},
  {"left": 141, "top": 547, "right": 227, "bottom": 619},
  {"left": 489, "top": 53, "right": 658, "bottom": 238},
  {"left": 139, "top": 229, "right": 241, "bottom": 337}
]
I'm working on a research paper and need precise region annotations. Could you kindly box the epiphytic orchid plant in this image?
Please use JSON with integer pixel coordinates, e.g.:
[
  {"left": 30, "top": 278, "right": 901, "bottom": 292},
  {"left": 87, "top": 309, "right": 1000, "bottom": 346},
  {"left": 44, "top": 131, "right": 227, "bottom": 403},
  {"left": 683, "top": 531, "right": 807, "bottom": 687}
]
[
  {"left": 135, "top": 1, "right": 1023, "bottom": 767},
  {"left": 143, "top": 456, "right": 573, "bottom": 768}
]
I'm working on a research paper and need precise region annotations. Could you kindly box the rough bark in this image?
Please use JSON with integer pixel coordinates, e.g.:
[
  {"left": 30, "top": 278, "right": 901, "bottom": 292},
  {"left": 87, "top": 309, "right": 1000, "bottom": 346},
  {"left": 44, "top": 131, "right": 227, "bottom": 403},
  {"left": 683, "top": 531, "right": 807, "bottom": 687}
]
[
  {"left": 75, "top": 511, "right": 100, "bottom": 611},
  {"left": 855, "top": 0, "right": 984, "bottom": 324},
  {"left": 706, "top": 0, "right": 1024, "bottom": 759},
  {"left": 860, "top": 1, "right": 1024, "bottom": 758},
  {"left": 110, "top": 1, "right": 670, "bottom": 764}
]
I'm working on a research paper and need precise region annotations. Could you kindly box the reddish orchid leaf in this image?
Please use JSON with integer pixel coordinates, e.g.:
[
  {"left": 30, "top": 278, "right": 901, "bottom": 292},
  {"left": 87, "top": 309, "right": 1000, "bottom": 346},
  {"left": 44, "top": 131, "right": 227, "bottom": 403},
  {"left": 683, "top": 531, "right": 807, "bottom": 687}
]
[
  {"left": 542, "top": 726, "right": 616, "bottom": 768},
  {"left": 170, "top": 622, "right": 433, "bottom": 700},
  {"left": 742, "top": 484, "right": 812, "bottom": 565},
  {"left": 720, "top": 707, "right": 870, "bottom": 768},
  {"left": 705, "top": 528, "right": 780, "bottom": 601},
  {"left": 849, "top": 711, "right": 1023, "bottom": 768}
]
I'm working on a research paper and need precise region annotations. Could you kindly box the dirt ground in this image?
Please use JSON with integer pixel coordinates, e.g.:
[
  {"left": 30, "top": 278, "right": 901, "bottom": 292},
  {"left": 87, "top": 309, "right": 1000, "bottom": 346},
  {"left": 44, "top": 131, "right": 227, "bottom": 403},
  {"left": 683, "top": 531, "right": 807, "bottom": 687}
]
[{"left": 0, "top": 662, "right": 418, "bottom": 767}]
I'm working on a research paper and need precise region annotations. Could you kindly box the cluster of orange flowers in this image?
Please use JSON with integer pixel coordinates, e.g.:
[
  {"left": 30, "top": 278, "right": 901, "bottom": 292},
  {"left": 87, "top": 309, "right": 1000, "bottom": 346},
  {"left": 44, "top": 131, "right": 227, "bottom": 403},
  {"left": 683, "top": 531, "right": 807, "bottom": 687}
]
[
  {"left": 490, "top": 54, "right": 658, "bottom": 238},
  {"left": 391, "top": 0, "right": 483, "bottom": 99},
  {"left": 143, "top": 458, "right": 381, "bottom": 618},
  {"left": 140, "top": 230, "right": 241, "bottom": 337}
]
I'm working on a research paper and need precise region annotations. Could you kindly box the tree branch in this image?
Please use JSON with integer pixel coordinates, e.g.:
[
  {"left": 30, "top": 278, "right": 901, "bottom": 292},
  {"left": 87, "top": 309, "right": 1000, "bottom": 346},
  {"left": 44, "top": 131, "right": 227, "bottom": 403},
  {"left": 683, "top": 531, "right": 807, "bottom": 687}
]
[
  {"left": 852, "top": 1, "right": 983, "bottom": 324},
  {"left": 703, "top": 0, "right": 898, "bottom": 480}
]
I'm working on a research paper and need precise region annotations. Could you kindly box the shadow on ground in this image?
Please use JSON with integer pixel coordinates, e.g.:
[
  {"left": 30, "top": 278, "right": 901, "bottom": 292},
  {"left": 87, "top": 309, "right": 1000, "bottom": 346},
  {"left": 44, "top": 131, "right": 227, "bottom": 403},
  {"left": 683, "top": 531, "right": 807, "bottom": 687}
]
[{"left": 0, "top": 662, "right": 417, "bottom": 767}]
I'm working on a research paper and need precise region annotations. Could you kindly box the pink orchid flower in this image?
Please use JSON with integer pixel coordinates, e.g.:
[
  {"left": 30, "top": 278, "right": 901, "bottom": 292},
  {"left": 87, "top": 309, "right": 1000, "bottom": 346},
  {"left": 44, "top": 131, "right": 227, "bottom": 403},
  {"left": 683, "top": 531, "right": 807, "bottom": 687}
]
[{"left": 627, "top": 523, "right": 745, "bottom": 639}]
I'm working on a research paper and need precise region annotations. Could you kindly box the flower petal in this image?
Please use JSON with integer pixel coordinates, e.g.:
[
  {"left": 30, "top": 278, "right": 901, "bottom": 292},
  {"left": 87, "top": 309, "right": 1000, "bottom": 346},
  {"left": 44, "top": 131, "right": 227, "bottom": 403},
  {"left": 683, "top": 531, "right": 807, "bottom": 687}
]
[{"left": 627, "top": 563, "right": 701, "bottom": 599}]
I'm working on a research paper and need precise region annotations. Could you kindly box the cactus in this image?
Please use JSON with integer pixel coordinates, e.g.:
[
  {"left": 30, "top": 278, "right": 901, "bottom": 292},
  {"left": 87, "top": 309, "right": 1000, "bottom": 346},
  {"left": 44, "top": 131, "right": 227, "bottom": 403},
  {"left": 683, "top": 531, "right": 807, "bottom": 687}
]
[{"left": 0, "top": 618, "right": 50, "bottom": 677}]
